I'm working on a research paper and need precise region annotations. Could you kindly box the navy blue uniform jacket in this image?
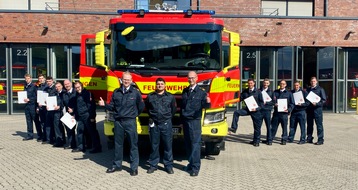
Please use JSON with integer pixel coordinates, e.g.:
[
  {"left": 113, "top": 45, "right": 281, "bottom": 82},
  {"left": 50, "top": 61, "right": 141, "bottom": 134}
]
[{"left": 180, "top": 85, "right": 210, "bottom": 120}]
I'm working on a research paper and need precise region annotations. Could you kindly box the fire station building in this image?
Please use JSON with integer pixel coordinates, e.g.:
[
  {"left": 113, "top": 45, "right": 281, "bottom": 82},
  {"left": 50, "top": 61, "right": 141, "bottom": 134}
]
[{"left": 1, "top": 0, "right": 358, "bottom": 114}]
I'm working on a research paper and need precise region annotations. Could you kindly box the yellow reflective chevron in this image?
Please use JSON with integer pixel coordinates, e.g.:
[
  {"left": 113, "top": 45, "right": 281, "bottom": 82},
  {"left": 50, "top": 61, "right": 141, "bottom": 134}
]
[
  {"left": 80, "top": 77, "right": 107, "bottom": 90},
  {"left": 210, "top": 77, "right": 240, "bottom": 93},
  {"left": 136, "top": 82, "right": 188, "bottom": 94}
]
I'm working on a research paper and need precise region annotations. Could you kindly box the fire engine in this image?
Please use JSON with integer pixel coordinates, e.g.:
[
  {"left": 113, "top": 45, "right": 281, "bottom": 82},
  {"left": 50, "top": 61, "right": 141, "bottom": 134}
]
[{"left": 80, "top": 9, "right": 240, "bottom": 155}]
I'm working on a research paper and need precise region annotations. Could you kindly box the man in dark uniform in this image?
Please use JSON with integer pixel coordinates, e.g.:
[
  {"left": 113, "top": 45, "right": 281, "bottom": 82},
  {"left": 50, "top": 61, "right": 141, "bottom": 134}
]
[
  {"left": 270, "top": 79, "right": 294, "bottom": 145},
  {"left": 145, "top": 78, "right": 176, "bottom": 174},
  {"left": 34, "top": 74, "right": 46, "bottom": 142},
  {"left": 306, "top": 77, "right": 326, "bottom": 145},
  {"left": 181, "top": 71, "right": 211, "bottom": 177},
  {"left": 87, "top": 92, "right": 102, "bottom": 153},
  {"left": 62, "top": 79, "right": 77, "bottom": 149},
  {"left": 259, "top": 78, "right": 274, "bottom": 145},
  {"left": 42, "top": 76, "right": 57, "bottom": 144},
  {"left": 22, "top": 74, "right": 37, "bottom": 141},
  {"left": 99, "top": 71, "right": 144, "bottom": 176},
  {"left": 288, "top": 81, "right": 309, "bottom": 144},
  {"left": 230, "top": 78, "right": 264, "bottom": 147},
  {"left": 52, "top": 82, "right": 65, "bottom": 147}
]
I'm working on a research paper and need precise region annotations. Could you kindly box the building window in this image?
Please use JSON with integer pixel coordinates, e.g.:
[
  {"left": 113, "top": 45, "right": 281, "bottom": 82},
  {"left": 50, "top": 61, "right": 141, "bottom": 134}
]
[
  {"left": 261, "top": 0, "right": 313, "bottom": 16},
  {"left": 0, "top": 0, "right": 59, "bottom": 11},
  {"left": 135, "top": 0, "right": 149, "bottom": 10}
]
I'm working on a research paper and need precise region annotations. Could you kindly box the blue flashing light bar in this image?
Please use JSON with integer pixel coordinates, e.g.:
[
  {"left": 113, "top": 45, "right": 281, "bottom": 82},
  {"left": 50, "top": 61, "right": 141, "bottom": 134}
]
[{"left": 117, "top": 9, "right": 215, "bottom": 15}]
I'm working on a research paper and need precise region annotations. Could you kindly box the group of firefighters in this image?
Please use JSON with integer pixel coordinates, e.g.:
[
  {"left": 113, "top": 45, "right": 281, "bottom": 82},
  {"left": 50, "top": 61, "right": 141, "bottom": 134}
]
[{"left": 229, "top": 77, "right": 326, "bottom": 147}]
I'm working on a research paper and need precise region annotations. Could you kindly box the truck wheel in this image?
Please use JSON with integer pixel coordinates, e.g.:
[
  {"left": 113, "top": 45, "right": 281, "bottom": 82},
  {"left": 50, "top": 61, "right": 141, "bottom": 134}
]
[{"left": 205, "top": 142, "right": 221, "bottom": 156}]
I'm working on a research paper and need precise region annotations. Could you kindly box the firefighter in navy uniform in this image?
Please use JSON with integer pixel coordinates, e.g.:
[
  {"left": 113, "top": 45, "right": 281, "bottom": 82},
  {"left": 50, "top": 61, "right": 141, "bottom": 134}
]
[
  {"left": 42, "top": 76, "right": 57, "bottom": 144},
  {"left": 22, "top": 74, "right": 38, "bottom": 141},
  {"left": 52, "top": 82, "right": 65, "bottom": 147},
  {"left": 34, "top": 74, "right": 46, "bottom": 142},
  {"left": 181, "top": 71, "right": 211, "bottom": 177},
  {"left": 288, "top": 81, "right": 309, "bottom": 144},
  {"left": 259, "top": 78, "right": 274, "bottom": 145},
  {"left": 231, "top": 78, "right": 264, "bottom": 147},
  {"left": 145, "top": 78, "right": 176, "bottom": 174},
  {"left": 99, "top": 71, "right": 144, "bottom": 176},
  {"left": 270, "top": 80, "right": 295, "bottom": 145},
  {"left": 306, "top": 77, "right": 326, "bottom": 145},
  {"left": 87, "top": 92, "right": 102, "bottom": 153},
  {"left": 62, "top": 79, "right": 77, "bottom": 149}
]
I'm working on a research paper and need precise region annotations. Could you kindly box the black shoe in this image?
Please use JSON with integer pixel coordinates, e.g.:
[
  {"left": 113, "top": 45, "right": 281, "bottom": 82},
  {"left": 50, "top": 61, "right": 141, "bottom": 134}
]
[
  {"left": 130, "top": 169, "right": 138, "bottom": 176},
  {"left": 147, "top": 167, "right": 157, "bottom": 174},
  {"left": 89, "top": 148, "right": 102, "bottom": 154},
  {"left": 190, "top": 171, "right": 199, "bottom": 177},
  {"left": 306, "top": 137, "right": 314, "bottom": 143},
  {"left": 166, "top": 167, "right": 174, "bottom": 174},
  {"left": 41, "top": 141, "right": 50, "bottom": 144},
  {"left": 249, "top": 141, "right": 254, "bottom": 145},
  {"left": 228, "top": 128, "right": 236, "bottom": 133},
  {"left": 287, "top": 140, "right": 293, "bottom": 143},
  {"left": 205, "top": 155, "right": 215, "bottom": 160},
  {"left": 183, "top": 166, "right": 192, "bottom": 173},
  {"left": 297, "top": 141, "right": 305, "bottom": 145},
  {"left": 106, "top": 166, "right": 122, "bottom": 173},
  {"left": 23, "top": 137, "right": 33, "bottom": 141},
  {"left": 36, "top": 138, "right": 42, "bottom": 142},
  {"left": 314, "top": 141, "right": 324, "bottom": 145},
  {"left": 261, "top": 140, "right": 268, "bottom": 143},
  {"left": 281, "top": 141, "right": 286, "bottom": 145},
  {"left": 63, "top": 146, "right": 72, "bottom": 150},
  {"left": 71, "top": 148, "right": 84, "bottom": 153},
  {"left": 267, "top": 142, "right": 272, "bottom": 146},
  {"left": 253, "top": 143, "right": 260, "bottom": 147},
  {"left": 53, "top": 143, "right": 64, "bottom": 148}
]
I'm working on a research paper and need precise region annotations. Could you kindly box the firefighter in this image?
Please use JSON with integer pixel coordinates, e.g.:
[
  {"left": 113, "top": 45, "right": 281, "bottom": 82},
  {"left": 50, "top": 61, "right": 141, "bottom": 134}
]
[
  {"left": 62, "top": 79, "right": 77, "bottom": 149},
  {"left": 42, "top": 76, "right": 57, "bottom": 144},
  {"left": 288, "top": 81, "right": 309, "bottom": 144},
  {"left": 52, "top": 82, "right": 65, "bottom": 147},
  {"left": 34, "top": 74, "right": 46, "bottom": 142},
  {"left": 22, "top": 74, "right": 37, "bottom": 141},
  {"left": 259, "top": 78, "right": 274, "bottom": 145},
  {"left": 181, "top": 71, "right": 211, "bottom": 177},
  {"left": 145, "top": 78, "right": 176, "bottom": 174},
  {"left": 306, "top": 77, "right": 326, "bottom": 145},
  {"left": 230, "top": 78, "right": 264, "bottom": 147},
  {"left": 99, "top": 71, "right": 144, "bottom": 176},
  {"left": 270, "top": 80, "right": 295, "bottom": 145}
]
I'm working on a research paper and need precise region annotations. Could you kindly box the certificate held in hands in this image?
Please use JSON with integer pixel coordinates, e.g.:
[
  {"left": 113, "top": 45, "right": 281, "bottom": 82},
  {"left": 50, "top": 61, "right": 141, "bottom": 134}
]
[
  {"left": 293, "top": 91, "right": 305, "bottom": 105},
  {"left": 244, "top": 96, "right": 258, "bottom": 111},
  {"left": 60, "top": 112, "right": 76, "bottom": 129},
  {"left": 17, "top": 91, "right": 27, "bottom": 104},
  {"left": 306, "top": 91, "right": 321, "bottom": 103},
  {"left": 261, "top": 90, "right": 272, "bottom": 103},
  {"left": 46, "top": 96, "right": 57, "bottom": 111},
  {"left": 277, "top": 99, "right": 288, "bottom": 112}
]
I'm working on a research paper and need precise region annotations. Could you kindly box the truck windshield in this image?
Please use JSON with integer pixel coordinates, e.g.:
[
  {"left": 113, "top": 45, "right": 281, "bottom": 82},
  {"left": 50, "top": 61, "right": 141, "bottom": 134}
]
[{"left": 113, "top": 30, "right": 221, "bottom": 71}]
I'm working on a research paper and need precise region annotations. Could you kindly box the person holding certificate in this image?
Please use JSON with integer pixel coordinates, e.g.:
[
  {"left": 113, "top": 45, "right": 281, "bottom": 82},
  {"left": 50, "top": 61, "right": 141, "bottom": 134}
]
[
  {"left": 62, "top": 79, "right": 77, "bottom": 150},
  {"left": 22, "top": 74, "right": 38, "bottom": 141},
  {"left": 270, "top": 80, "right": 294, "bottom": 145},
  {"left": 230, "top": 78, "right": 264, "bottom": 147},
  {"left": 43, "top": 76, "right": 57, "bottom": 144},
  {"left": 288, "top": 81, "right": 309, "bottom": 144},
  {"left": 259, "top": 78, "right": 275, "bottom": 145},
  {"left": 306, "top": 77, "right": 326, "bottom": 145},
  {"left": 34, "top": 74, "right": 46, "bottom": 142}
]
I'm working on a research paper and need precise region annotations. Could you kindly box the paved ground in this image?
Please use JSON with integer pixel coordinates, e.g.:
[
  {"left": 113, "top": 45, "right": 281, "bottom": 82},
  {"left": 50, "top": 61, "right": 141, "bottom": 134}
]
[{"left": 0, "top": 112, "right": 358, "bottom": 190}]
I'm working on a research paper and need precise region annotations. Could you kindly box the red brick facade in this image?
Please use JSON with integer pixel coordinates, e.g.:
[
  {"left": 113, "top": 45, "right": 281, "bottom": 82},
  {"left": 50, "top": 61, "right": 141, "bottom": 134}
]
[{"left": 1, "top": 0, "right": 358, "bottom": 47}]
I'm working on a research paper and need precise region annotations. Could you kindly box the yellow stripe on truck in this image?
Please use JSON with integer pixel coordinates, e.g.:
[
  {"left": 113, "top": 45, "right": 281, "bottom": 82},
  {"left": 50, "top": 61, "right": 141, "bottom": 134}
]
[
  {"left": 136, "top": 82, "right": 188, "bottom": 94},
  {"left": 80, "top": 77, "right": 107, "bottom": 90},
  {"left": 210, "top": 77, "right": 240, "bottom": 93}
]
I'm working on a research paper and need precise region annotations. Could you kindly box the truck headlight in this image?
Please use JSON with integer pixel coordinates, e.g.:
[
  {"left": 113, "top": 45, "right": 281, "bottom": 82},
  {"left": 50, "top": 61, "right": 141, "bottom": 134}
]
[
  {"left": 105, "top": 111, "right": 115, "bottom": 122},
  {"left": 204, "top": 111, "right": 225, "bottom": 124},
  {"left": 197, "top": 79, "right": 212, "bottom": 93}
]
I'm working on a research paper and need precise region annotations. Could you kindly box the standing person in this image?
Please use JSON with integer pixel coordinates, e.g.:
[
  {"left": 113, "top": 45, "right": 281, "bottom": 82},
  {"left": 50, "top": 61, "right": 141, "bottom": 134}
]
[
  {"left": 22, "top": 74, "right": 37, "bottom": 141},
  {"left": 145, "top": 78, "right": 176, "bottom": 174},
  {"left": 99, "top": 71, "right": 144, "bottom": 176},
  {"left": 87, "top": 92, "right": 102, "bottom": 153},
  {"left": 230, "top": 78, "right": 263, "bottom": 147},
  {"left": 181, "top": 71, "right": 211, "bottom": 177},
  {"left": 68, "top": 82, "right": 92, "bottom": 153},
  {"left": 288, "top": 81, "right": 309, "bottom": 144},
  {"left": 42, "top": 76, "right": 57, "bottom": 144},
  {"left": 34, "top": 74, "right": 46, "bottom": 142},
  {"left": 306, "top": 77, "right": 326, "bottom": 145},
  {"left": 270, "top": 80, "right": 295, "bottom": 145},
  {"left": 62, "top": 79, "right": 77, "bottom": 150},
  {"left": 52, "top": 82, "right": 65, "bottom": 147},
  {"left": 259, "top": 78, "right": 274, "bottom": 145}
]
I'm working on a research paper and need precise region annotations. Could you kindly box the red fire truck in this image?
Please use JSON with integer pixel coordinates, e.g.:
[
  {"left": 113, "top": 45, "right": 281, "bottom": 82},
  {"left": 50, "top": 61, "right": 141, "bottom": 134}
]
[{"left": 80, "top": 9, "right": 240, "bottom": 155}]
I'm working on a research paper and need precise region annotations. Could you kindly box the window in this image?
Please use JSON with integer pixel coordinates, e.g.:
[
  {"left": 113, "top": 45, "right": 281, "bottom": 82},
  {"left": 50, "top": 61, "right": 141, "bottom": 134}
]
[
  {"left": 0, "top": 0, "right": 59, "bottom": 10},
  {"left": 261, "top": 0, "right": 313, "bottom": 16},
  {"left": 52, "top": 45, "right": 68, "bottom": 79}
]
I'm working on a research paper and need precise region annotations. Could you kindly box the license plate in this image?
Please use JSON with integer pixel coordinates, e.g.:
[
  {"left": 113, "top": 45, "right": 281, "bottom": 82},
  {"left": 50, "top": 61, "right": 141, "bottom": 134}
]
[{"left": 172, "top": 127, "right": 181, "bottom": 135}]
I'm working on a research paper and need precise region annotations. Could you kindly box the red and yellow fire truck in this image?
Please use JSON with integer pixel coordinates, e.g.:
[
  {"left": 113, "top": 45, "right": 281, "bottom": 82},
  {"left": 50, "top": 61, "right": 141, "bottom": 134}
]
[{"left": 80, "top": 9, "right": 240, "bottom": 155}]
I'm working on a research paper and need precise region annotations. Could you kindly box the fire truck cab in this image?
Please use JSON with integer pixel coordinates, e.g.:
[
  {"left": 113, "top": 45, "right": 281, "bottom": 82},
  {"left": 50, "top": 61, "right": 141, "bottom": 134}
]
[{"left": 80, "top": 9, "right": 240, "bottom": 155}]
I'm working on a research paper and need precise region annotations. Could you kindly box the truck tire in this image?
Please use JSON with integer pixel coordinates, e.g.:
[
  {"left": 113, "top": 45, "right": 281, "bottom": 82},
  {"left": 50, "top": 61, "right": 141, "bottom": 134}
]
[{"left": 205, "top": 142, "right": 221, "bottom": 156}]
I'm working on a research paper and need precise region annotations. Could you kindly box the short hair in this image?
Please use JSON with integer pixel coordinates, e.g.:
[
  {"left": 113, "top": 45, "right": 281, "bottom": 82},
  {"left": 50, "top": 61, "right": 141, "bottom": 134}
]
[
  {"left": 46, "top": 76, "right": 53, "bottom": 81},
  {"left": 263, "top": 78, "right": 270, "bottom": 82},
  {"left": 37, "top": 74, "right": 44, "bottom": 78},
  {"left": 310, "top": 76, "right": 317, "bottom": 81},
  {"left": 156, "top": 77, "right": 165, "bottom": 84},
  {"left": 247, "top": 78, "right": 255, "bottom": 83},
  {"left": 122, "top": 71, "right": 132, "bottom": 79},
  {"left": 24, "top": 73, "right": 31, "bottom": 78},
  {"left": 294, "top": 80, "right": 300, "bottom": 84},
  {"left": 74, "top": 81, "right": 83, "bottom": 88},
  {"left": 55, "top": 82, "right": 63, "bottom": 86}
]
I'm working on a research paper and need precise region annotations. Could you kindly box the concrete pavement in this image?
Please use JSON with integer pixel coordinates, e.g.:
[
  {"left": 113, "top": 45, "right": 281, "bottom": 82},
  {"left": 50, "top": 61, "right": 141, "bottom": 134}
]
[{"left": 0, "top": 112, "right": 357, "bottom": 189}]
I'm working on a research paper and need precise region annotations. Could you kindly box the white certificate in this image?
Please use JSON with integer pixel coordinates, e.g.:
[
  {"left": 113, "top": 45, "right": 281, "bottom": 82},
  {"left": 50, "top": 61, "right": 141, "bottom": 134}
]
[
  {"left": 244, "top": 96, "right": 259, "bottom": 111},
  {"left": 37, "top": 90, "right": 43, "bottom": 103},
  {"left": 293, "top": 91, "right": 305, "bottom": 105},
  {"left": 261, "top": 90, "right": 272, "bottom": 103},
  {"left": 306, "top": 91, "right": 321, "bottom": 103},
  {"left": 60, "top": 112, "right": 77, "bottom": 129},
  {"left": 46, "top": 96, "right": 57, "bottom": 111},
  {"left": 17, "top": 91, "right": 27, "bottom": 104},
  {"left": 277, "top": 99, "right": 287, "bottom": 112},
  {"left": 39, "top": 92, "right": 48, "bottom": 106}
]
